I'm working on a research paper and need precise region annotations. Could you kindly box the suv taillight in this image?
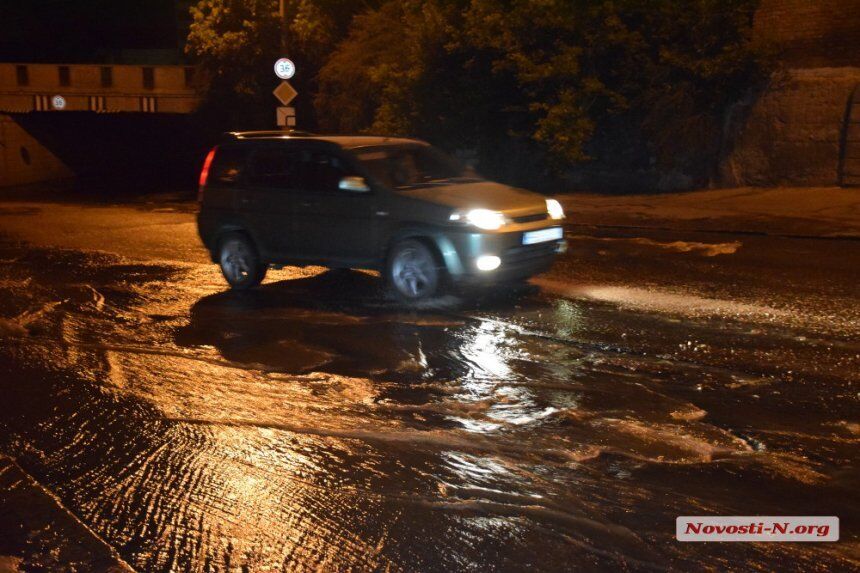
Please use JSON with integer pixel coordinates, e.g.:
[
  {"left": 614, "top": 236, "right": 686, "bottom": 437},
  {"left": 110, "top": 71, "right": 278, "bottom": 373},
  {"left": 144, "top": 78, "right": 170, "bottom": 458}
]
[{"left": 198, "top": 146, "right": 217, "bottom": 201}]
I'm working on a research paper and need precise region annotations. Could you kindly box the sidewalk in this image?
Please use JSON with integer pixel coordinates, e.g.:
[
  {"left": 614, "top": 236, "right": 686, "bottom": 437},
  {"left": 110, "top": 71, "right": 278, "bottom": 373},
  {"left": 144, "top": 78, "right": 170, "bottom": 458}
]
[
  {"left": 0, "top": 456, "right": 132, "bottom": 572},
  {"left": 558, "top": 187, "right": 860, "bottom": 238}
]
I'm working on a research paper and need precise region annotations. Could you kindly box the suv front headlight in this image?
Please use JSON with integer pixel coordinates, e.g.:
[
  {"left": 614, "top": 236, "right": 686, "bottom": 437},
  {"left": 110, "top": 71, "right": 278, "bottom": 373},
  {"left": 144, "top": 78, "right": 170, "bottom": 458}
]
[
  {"left": 449, "top": 208, "right": 506, "bottom": 230},
  {"left": 546, "top": 199, "right": 565, "bottom": 220}
]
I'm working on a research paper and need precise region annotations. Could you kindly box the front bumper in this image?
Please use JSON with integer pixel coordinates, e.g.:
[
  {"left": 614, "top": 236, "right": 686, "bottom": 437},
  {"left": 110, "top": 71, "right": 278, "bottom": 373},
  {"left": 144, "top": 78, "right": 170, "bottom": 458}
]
[{"left": 440, "top": 226, "right": 566, "bottom": 284}]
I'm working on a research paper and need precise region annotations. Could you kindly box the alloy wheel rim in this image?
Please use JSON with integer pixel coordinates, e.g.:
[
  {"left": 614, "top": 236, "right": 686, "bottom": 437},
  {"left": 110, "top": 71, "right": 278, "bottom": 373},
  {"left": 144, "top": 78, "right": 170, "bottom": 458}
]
[
  {"left": 392, "top": 247, "right": 434, "bottom": 298},
  {"left": 221, "top": 241, "right": 251, "bottom": 283}
]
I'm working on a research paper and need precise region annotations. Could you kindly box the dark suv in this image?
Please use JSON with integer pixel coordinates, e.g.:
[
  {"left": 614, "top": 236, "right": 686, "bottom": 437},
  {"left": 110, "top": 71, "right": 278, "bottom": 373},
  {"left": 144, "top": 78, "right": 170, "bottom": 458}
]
[{"left": 196, "top": 131, "right": 566, "bottom": 302}]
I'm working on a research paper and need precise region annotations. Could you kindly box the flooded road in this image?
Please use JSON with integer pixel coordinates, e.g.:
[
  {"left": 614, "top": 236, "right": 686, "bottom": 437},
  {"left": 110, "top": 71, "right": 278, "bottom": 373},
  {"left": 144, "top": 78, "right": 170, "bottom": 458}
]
[{"left": 0, "top": 201, "right": 858, "bottom": 571}]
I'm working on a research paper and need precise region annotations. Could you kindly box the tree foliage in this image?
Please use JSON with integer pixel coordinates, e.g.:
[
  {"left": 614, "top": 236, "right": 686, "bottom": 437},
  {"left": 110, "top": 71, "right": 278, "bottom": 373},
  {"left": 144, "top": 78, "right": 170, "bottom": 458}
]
[
  {"left": 185, "top": 0, "right": 375, "bottom": 127},
  {"left": 186, "top": 0, "right": 768, "bottom": 187},
  {"left": 315, "top": 0, "right": 767, "bottom": 186}
]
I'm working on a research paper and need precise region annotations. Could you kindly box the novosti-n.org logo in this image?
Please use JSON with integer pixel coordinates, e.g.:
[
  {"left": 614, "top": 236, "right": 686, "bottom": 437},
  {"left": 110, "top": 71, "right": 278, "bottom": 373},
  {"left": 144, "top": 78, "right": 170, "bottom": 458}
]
[{"left": 676, "top": 516, "right": 839, "bottom": 542}]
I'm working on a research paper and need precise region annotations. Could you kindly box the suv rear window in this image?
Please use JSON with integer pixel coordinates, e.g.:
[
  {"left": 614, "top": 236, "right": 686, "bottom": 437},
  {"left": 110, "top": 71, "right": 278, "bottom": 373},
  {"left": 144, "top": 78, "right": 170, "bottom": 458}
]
[
  {"left": 249, "top": 148, "right": 348, "bottom": 192},
  {"left": 209, "top": 147, "right": 247, "bottom": 185},
  {"left": 295, "top": 151, "right": 348, "bottom": 192},
  {"left": 248, "top": 148, "right": 297, "bottom": 188}
]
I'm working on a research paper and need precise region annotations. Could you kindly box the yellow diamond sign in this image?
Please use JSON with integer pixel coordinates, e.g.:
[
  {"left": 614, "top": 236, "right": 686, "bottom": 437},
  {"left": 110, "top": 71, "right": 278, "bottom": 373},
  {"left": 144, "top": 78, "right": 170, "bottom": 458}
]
[{"left": 273, "top": 81, "right": 298, "bottom": 106}]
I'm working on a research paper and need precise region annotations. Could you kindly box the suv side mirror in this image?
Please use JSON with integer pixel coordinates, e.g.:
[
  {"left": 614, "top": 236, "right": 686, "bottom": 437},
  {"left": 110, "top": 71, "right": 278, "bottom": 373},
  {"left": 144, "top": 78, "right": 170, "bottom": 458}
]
[{"left": 338, "top": 176, "right": 370, "bottom": 193}]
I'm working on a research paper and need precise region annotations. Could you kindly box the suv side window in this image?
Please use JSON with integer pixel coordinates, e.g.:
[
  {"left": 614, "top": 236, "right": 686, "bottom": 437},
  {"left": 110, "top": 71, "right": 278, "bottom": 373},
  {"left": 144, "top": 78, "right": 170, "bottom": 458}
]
[
  {"left": 294, "top": 151, "right": 348, "bottom": 193},
  {"left": 209, "top": 147, "right": 247, "bottom": 186},
  {"left": 248, "top": 147, "right": 299, "bottom": 188}
]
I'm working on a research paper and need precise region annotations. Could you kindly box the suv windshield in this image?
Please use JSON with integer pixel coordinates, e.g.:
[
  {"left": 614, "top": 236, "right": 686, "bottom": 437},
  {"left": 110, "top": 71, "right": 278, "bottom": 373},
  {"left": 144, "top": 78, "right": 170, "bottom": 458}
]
[{"left": 353, "top": 145, "right": 478, "bottom": 189}]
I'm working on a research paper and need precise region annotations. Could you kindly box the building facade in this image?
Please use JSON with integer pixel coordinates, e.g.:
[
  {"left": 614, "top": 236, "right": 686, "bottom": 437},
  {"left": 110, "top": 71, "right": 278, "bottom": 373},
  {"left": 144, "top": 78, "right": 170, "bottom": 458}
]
[{"left": 0, "top": 63, "right": 198, "bottom": 114}]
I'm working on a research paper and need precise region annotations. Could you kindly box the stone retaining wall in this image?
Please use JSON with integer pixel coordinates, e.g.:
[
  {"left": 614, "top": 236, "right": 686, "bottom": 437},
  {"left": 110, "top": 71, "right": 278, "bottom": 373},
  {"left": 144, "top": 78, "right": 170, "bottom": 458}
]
[{"left": 718, "top": 1, "right": 860, "bottom": 187}]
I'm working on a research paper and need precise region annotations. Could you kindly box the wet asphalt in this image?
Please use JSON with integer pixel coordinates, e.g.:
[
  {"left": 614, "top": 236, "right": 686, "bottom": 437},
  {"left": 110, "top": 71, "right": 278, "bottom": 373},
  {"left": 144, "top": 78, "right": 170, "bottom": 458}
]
[{"left": 0, "top": 200, "right": 858, "bottom": 572}]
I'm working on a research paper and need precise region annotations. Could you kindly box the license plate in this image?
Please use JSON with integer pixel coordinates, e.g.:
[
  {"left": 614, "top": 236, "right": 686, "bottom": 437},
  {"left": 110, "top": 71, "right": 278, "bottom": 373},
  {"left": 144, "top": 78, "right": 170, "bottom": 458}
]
[{"left": 522, "top": 227, "right": 563, "bottom": 245}]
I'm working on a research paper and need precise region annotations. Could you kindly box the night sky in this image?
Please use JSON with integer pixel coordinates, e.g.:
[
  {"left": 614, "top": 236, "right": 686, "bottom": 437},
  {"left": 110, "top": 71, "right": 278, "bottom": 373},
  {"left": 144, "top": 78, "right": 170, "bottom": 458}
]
[{"left": 0, "top": 0, "right": 185, "bottom": 62}]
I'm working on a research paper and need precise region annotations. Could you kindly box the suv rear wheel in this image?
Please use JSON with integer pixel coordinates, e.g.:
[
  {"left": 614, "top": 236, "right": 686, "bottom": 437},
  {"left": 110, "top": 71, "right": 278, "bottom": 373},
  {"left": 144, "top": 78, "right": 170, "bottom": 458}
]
[
  {"left": 387, "top": 239, "right": 441, "bottom": 302},
  {"left": 218, "top": 233, "right": 267, "bottom": 289}
]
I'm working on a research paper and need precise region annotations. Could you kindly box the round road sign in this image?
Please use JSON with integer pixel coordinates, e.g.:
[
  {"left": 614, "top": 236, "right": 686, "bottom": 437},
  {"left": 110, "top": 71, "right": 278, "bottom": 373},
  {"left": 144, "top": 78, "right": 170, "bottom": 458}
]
[
  {"left": 274, "top": 58, "right": 296, "bottom": 79},
  {"left": 52, "top": 95, "right": 66, "bottom": 110}
]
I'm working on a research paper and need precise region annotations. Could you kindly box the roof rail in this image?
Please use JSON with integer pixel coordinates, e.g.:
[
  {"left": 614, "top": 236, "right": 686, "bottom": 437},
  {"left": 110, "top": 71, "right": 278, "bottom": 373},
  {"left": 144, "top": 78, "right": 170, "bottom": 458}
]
[{"left": 222, "top": 130, "right": 316, "bottom": 140}]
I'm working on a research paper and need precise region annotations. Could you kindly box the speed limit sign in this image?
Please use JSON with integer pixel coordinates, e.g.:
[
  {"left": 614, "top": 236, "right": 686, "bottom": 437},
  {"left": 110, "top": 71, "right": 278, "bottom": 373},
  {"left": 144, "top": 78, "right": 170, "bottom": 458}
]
[{"left": 274, "top": 58, "right": 295, "bottom": 79}]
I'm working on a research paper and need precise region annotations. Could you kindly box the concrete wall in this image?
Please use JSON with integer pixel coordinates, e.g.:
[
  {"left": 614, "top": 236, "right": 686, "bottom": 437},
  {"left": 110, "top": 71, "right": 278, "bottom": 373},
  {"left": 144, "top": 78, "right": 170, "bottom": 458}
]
[
  {"left": 718, "top": 1, "right": 860, "bottom": 187},
  {"left": 0, "top": 114, "right": 72, "bottom": 187},
  {"left": 754, "top": 0, "right": 860, "bottom": 68},
  {"left": 720, "top": 68, "right": 860, "bottom": 186}
]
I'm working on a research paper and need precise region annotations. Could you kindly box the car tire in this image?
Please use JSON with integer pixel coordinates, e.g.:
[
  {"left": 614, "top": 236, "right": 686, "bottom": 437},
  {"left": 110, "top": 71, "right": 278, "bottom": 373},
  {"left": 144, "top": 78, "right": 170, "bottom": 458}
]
[
  {"left": 386, "top": 239, "right": 441, "bottom": 302},
  {"left": 218, "top": 232, "right": 267, "bottom": 290}
]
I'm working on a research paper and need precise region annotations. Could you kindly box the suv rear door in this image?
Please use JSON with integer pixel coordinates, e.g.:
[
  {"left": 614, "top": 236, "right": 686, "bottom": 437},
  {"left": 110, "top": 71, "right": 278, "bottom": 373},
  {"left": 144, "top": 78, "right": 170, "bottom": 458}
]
[{"left": 244, "top": 145, "right": 301, "bottom": 260}]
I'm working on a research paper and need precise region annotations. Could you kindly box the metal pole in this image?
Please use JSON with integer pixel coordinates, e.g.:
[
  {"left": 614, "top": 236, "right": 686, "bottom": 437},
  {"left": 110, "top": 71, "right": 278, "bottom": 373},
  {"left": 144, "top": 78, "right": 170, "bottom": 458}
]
[
  {"left": 279, "top": 0, "right": 286, "bottom": 53},
  {"left": 278, "top": 0, "right": 290, "bottom": 129}
]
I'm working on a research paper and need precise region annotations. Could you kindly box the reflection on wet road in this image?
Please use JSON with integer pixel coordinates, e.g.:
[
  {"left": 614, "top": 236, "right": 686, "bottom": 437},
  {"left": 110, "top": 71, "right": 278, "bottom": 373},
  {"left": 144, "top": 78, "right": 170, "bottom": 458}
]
[{"left": 0, "top": 202, "right": 858, "bottom": 571}]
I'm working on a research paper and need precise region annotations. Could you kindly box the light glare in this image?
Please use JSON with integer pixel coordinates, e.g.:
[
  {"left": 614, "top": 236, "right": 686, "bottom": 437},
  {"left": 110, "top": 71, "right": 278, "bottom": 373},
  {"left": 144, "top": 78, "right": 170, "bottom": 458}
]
[
  {"left": 546, "top": 199, "right": 565, "bottom": 220},
  {"left": 466, "top": 209, "right": 505, "bottom": 230},
  {"left": 476, "top": 255, "right": 501, "bottom": 271}
]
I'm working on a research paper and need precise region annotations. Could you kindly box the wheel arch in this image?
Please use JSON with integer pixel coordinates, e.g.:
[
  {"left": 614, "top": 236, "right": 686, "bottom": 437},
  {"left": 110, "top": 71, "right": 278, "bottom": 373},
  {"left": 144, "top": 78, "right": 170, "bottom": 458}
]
[{"left": 384, "top": 225, "right": 464, "bottom": 279}]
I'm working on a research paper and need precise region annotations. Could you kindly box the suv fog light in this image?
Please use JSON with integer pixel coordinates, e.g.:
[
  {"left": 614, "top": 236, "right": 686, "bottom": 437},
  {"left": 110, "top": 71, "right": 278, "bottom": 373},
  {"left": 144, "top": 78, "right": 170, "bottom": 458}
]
[{"left": 476, "top": 255, "right": 501, "bottom": 271}]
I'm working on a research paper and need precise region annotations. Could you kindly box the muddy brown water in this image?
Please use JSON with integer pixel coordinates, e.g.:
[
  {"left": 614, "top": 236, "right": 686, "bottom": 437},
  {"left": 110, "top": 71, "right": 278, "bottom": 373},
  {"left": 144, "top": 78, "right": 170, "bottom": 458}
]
[{"left": 0, "top": 229, "right": 857, "bottom": 571}]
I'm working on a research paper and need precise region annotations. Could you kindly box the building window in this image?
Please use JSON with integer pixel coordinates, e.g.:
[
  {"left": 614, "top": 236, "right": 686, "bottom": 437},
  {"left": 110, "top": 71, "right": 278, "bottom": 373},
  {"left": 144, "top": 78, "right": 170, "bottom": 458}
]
[
  {"left": 58, "top": 66, "right": 71, "bottom": 87},
  {"left": 184, "top": 67, "right": 195, "bottom": 88},
  {"left": 142, "top": 67, "right": 154, "bottom": 89},
  {"left": 100, "top": 66, "right": 113, "bottom": 88},
  {"left": 16, "top": 65, "right": 28, "bottom": 86}
]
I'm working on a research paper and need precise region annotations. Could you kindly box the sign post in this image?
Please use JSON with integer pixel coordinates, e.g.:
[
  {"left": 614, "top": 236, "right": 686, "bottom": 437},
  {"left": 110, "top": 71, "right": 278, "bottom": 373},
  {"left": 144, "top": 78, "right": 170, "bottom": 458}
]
[{"left": 273, "top": 59, "right": 298, "bottom": 129}]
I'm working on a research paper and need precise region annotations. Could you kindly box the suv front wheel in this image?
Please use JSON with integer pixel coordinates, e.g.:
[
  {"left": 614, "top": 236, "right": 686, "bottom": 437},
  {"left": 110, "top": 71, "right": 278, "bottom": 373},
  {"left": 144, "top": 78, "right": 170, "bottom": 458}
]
[
  {"left": 387, "top": 239, "right": 441, "bottom": 302},
  {"left": 218, "top": 233, "right": 267, "bottom": 290}
]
